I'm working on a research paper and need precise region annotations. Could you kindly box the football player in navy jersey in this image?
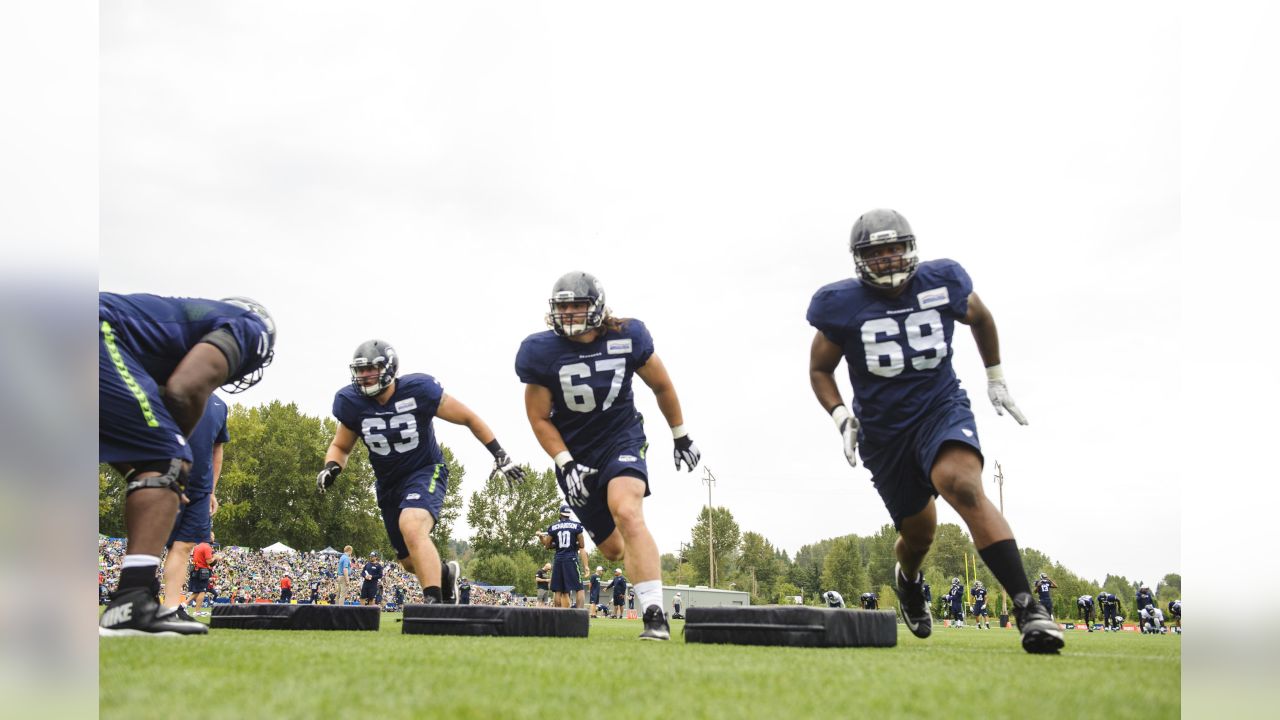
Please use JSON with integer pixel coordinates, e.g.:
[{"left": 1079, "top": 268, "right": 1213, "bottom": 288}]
[
  {"left": 971, "top": 580, "right": 991, "bottom": 629},
  {"left": 516, "top": 271, "right": 701, "bottom": 641},
  {"left": 1034, "top": 573, "right": 1059, "bottom": 618},
  {"left": 1077, "top": 594, "right": 1096, "bottom": 631},
  {"left": 317, "top": 339, "right": 526, "bottom": 605},
  {"left": 540, "top": 504, "right": 591, "bottom": 609},
  {"left": 807, "top": 209, "right": 1062, "bottom": 654},
  {"left": 99, "top": 293, "right": 275, "bottom": 636},
  {"left": 946, "top": 578, "right": 966, "bottom": 627},
  {"left": 161, "top": 393, "right": 229, "bottom": 623}
]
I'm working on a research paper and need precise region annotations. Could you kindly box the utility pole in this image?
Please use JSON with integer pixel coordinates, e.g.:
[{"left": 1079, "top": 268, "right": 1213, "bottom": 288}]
[
  {"left": 995, "top": 461, "right": 1007, "bottom": 620},
  {"left": 703, "top": 466, "right": 717, "bottom": 588}
]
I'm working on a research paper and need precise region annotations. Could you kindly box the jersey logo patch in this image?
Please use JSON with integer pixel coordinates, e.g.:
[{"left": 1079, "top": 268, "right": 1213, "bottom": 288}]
[
  {"left": 618, "top": 454, "right": 637, "bottom": 462},
  {"left": 961, "top": 428, "right": 974, "bottom": 437},
  {"left": 406, "top": 493, "right": 421, "bottom": 500},
  {"left": 395, "top": 398, "right": 417, "bottom": 413},
  {"left": 917, "top": 287, "right": 950, "bottom": 310},
  {"left": 607, "top": 339, "right": 632, "bottom": 355}
]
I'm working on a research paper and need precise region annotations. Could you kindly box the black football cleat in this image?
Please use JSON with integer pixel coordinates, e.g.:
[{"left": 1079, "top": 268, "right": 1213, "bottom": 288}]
[
  {"left": 1012, "top": 593, "right": 1065, "bottom": 654},
  {"left": 639, "top": 605, "right": 670, "bottom": 641},
  {"left": 893, "top": 563, "right": 933, "bottom": 639},
  {"left": 442, "top": 561, "right": 460, "bottom": 605},
  {"left": 99, "top": 588, "right": 208, "bottom": 637}
]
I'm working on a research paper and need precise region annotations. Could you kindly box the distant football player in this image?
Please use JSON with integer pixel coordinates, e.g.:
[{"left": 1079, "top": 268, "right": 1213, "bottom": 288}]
[
  {"left": 605, "top": 568, "right": 629, "bottom": 618},
  {"left": 541, "top": 504, "right": 591, "bottom": 609},
  {"left": 99, "top": 293, "right": 275, "bottom": 636},
  {"left": 516, "top": 271, "right": 701, "bottom": 641},
  {"left": 1034, "top": 573, "right": 1059, "bottom": 618},
  {"left": 946, "top": 578, "right": 966, "bottom": 627},
  {"left": 317, "top": 339, "right": 525, "bottom": 604},
  {"left": 588, "top": 566, "right": 604, "bottom": 618},
  {"left": 971, "top": 580, "right": 991, "bottom": 629},
  {"left": 859, "top": 592, "right": 879, "bottom": 610},
  {"left": 1077, "top": 594, "right": 1095, "bottom": 632},
  {"left": 824, "top": 590, "right": 846, "bottom": 608},
  {"left": 1168, "top": 599, "right": 1181, "bottom": 632},
  {"left": 360, "top": 551, "right": 384, "bottom": 607},
  {"left": 1098, "top": 592, "right": 1120, "bottom": 631},
  {"left": 807, "top": 210, "right": 1061, "bottom": 653},
  {"left": 1135, "top": 583, "right": 1156, "bottom": 618}
]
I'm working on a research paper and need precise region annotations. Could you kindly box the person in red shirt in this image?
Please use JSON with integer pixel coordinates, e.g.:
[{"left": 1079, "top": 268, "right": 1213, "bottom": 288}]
[
  {"left": 280, "top": 574, "right": 293, "bottom": 604},
  {"left": 187, "top": 541, "right": 216, "bottom": 614}
]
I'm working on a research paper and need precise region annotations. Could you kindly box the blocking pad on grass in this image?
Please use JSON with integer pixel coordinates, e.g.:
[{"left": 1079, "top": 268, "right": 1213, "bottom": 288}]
[
  {"left": 210, "top": 603, "right": 381, "bottom": 631},
  {"left": 401, "top": 604, "right": 589, "bottom": 637},
  {"left": 684, "top": 606, "right": 897, "bottom": 647}
]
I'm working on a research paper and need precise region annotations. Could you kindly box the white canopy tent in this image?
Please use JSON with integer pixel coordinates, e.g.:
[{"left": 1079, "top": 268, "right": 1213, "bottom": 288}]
[{"left": 261, "top": 541, "right": 297, "bottom": 554}]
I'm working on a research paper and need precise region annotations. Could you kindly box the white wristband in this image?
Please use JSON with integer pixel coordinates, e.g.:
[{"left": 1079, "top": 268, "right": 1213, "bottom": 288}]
[
  {"left": 985, "top": 364, "right": 1005, "bottom": 382},
  {"left": 670, "top": 424, "right": 688, "bottom": 440},
  {"left": 830, "top": 405, "right": 853, "bottom": 429},
  {"left": 553, "top": 451, "right": 573, "bottom": 469}
]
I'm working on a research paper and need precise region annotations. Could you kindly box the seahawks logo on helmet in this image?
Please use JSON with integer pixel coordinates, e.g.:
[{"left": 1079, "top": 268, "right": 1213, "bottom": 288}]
[
  {"left": 546, "top": 271, "right": 607, "bottom": 337},
  {"left": 849, "top": 209, "right": 919, "bottom": 291},
  {"left": 350, "top": 339, "right": 398, "bottom": 397}
]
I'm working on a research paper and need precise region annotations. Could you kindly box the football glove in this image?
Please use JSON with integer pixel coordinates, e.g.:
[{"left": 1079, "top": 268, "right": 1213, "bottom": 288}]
[
  {"left": 830, "top": 405, "right": 859, "bottom": 467},
  {"left": 672, "top": 426, "right": 700, "bottom": 471},
  {"left": 490, "top": 447, "right": 526, "bottom": 491},
  {"left": 556, "top": 454, "right": 597, "bottom": 508},
  {"left": 316, "top": 461, "right": 342, "bottom": 493},
  {"left": 985, "top": 364, "right": 1029, "bottom": 425}
]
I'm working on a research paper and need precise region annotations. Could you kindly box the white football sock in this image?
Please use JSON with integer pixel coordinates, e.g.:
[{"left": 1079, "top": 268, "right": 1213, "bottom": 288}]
[{"left": 634, "top": 580, "right": 663, "bottom": 612}]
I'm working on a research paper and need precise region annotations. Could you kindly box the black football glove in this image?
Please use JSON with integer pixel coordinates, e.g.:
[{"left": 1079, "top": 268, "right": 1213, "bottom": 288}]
[
  {"left": 316, "top": 461, "right": 342, "bottom": 494},
  {"left": 673, "top": 433, "right": 700, "bottom": 472}
]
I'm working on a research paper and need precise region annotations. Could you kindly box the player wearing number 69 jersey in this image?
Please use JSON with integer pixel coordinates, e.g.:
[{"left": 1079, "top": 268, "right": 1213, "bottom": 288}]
[
  {"left": 516, "top": 271, "right": 700, "bottom": 641},
  {"left": 320, "top": 339, "right": 526, "bottom": 605},
  {"left": 808, "top": 209, "right": 1061, "bottom": 655}
]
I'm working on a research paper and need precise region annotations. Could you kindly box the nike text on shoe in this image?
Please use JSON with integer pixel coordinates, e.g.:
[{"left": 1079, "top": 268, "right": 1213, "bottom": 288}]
[
  {"left": 639, "top": 605, "right": 670, "bottom": 641},
  {"left": 443, "top": 561, "right": 460, "bottom": 605},
  {"left": 1012, "top": 592, "right": 1064, "bottom": 654},
  {"left": 99, "top": 588, "right": 208, "bottom": 637},
  {"left": 893, "top": 563, "right": 932, "bottom": 639}
]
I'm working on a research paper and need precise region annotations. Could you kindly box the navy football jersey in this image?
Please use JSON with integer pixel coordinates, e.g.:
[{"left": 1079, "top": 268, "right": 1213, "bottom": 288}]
[
  {"left": 971, "top": 586, "right": 988, "bottom": 605},
  {"left": 363, "top": 561, "right": 384, "bottom": 582},
  {"left": 515, "top": 319, "right": 655, "bottom": 463},
  {"left": 333, "top": 373, "right": 445, "bottom": 485},
  {"left": 186, "top": 393, "right": 230, "bottom": 494},
  {"left": 1035, "top": 579, "right": 1054, "bottom": 597},
  {"left": 806, "top": 260, "right": 974, "bottom": 444},
  {"left": 547, "top": 519, "right": 585, "bottom": 560},
  {"left": 99, "top": 293, "right": 273, "bottom": 386}
]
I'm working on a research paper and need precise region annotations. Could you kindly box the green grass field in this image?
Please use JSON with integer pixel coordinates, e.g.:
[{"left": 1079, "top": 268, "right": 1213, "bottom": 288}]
[{"left": 100, "top": 614, "right": 1180, "bottom": 719}]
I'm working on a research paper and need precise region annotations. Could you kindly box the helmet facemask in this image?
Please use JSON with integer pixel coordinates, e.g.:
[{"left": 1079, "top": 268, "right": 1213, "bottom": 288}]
[
  {"left": 219, "top": 296, "right": 276, "bottom": 394},
  {"left": 853, "top": 233, "right": 918, "bottom": 290},
  {"left": 547, "top": 291, "right": 605, "bottom": 337}
]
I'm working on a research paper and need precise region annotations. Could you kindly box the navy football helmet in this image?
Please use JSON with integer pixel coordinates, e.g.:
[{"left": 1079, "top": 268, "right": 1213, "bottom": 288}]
[
  {"left": 546, "top": 271, "right": 606, "bottom": 337},
  {"left": 219, "top": 296, "right": 276, "bottom": 393},
  {"left": 350, "top": 339, "right": 398, "bottom": 397},
  {"left": 850, "top": 209, "right": 919, "bottom": 290}
]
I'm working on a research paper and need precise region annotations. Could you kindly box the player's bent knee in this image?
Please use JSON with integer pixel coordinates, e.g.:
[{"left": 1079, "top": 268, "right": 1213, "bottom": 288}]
[{"left": 124, "top": 458, "right": 188, "bottom": 498}]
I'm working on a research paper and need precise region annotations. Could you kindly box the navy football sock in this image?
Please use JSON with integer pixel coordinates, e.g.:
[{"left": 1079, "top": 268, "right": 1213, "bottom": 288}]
[{"left": 978, "top": 539, "right": 1031, "bottom": 597}]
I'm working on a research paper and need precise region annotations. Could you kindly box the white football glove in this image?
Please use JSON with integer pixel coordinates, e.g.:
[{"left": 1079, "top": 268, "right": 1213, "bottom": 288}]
[
  {"left": 830, "top": 405, "right": 859, "bottom": 467},
  {"left": 555, "top": 452, "right": 597, "bottom": 508},
  {"left": 985, "top": 364, "right": 1029, "bottom": 425}
]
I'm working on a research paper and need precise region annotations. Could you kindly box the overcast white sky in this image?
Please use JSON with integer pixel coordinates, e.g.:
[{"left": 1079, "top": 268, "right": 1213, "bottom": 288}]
[{"left": 99, "top": 2, "right": 1179, "bottom": 586}]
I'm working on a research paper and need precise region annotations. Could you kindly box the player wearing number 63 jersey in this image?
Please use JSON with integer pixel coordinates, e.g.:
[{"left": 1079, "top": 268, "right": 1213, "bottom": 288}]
[
  {"left": 320, "top": 339, "right": 525, "bottom": 605},
  {"left": 516, "top": 271, "right": 700, "bottom": 641},
  {"left": 808, "top": 209, "right": 1061, "bottom": 655}
]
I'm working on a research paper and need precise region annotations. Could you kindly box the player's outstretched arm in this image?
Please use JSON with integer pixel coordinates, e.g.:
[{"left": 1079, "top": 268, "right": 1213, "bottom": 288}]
[
  {"left": 809, "top": 331, "right": 859, "bottom": 467},
  {"left": 635, "top": 354, "right": 700, "bottom": 471},
  {"left": 525, "top": 384, "right": 594, "bottom": 505},
  {"left": 960, "top": 292, "right": 1028, "bottom": 425},
  {"left": 166, "top": 343, "right": 232, "bottom": 435},
  {"left": 317, "top": 423, "right": 358, "bottom": 493},
  {"left": 438, "top": 393, "right": 526, "bottom": 487}
]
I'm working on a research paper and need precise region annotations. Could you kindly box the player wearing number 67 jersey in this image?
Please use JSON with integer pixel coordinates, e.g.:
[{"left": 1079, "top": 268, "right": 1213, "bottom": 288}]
[
  {"left": 808, "top": 208, "right": 1062, "bottom": 655},
  {"left": 516, "top": 271, "right": 700, "bottom": 641},
  {"left": 319, "top": 339, "right": 526, "bottom": 605}
]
